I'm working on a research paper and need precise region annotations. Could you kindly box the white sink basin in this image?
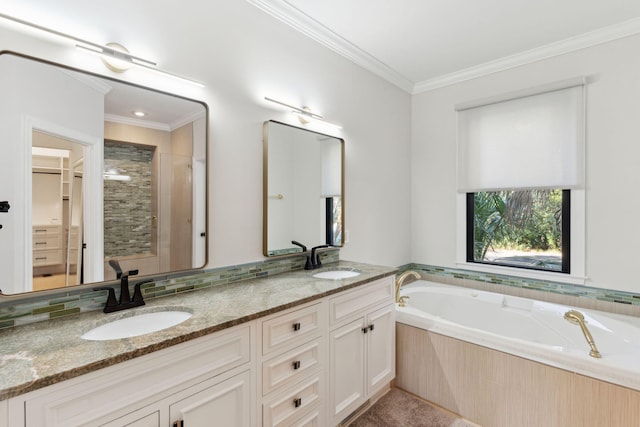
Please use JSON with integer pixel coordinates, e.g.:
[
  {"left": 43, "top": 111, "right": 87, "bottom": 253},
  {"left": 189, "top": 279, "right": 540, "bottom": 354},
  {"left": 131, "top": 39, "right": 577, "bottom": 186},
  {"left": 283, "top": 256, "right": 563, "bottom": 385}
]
[
  {"left": 312, "top": 269, "right": 360, "bottom": 280},
  {"left": 81, "top": 310, "right": 192, "bottom": 341}
]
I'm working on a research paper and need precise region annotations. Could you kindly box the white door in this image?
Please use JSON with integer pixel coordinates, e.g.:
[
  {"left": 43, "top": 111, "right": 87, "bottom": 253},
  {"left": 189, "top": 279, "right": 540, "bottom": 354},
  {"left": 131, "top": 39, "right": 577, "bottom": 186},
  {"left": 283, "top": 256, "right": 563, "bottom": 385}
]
[
  {"left": 366, "top": 304, "right": 396, "bottom": 396},
  {"left": 169, "top": 370, "right": 251, "bottom": 427},
  {"left": 329, "top": 318, "right": 366, "bottom": 424}
]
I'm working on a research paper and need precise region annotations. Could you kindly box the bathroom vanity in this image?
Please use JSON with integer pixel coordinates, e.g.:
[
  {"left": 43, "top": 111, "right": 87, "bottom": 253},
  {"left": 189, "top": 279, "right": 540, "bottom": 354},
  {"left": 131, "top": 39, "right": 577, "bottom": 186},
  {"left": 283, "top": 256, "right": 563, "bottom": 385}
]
[{"left": 0, "top": 261, "right": 396, "bottom": 426}]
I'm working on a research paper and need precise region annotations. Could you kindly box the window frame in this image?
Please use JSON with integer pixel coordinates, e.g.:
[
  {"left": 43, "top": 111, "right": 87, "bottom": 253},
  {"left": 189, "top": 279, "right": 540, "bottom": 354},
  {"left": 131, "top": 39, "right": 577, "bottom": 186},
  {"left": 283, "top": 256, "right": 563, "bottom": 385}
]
[{"left": 455, "top": 190, "right": 585, "bottom": 285}]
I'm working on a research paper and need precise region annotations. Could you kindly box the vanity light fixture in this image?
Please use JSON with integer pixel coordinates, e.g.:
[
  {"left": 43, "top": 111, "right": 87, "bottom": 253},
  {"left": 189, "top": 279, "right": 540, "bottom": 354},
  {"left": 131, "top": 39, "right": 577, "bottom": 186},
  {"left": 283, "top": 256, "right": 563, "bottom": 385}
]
[
  {"left": 0, "top": 12, "right": 205, "bottom": 88},
  {"left": 264, "top": 96, "right": 342, "bottom": 129}
]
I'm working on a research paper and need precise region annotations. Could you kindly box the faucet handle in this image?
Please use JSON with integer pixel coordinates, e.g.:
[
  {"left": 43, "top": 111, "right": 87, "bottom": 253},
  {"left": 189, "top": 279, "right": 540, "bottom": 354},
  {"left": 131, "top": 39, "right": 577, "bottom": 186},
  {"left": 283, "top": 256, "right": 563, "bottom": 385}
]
[
  {"left": 311, "top": 245, "right": 331, "bottom": 268},
  {"left": 132, "top": 280, "right": 152, "bottom": 303},
  {"left": 95, "top": 287, "right": 118, "bottom": 312}
]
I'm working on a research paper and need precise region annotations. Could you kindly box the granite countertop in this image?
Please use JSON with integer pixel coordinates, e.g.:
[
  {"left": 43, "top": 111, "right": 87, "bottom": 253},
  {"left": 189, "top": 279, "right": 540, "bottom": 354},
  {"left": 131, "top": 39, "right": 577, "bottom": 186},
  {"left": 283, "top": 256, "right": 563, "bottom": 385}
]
[{"left": 0, "top": 260, "right": 396, "bottom": 400}]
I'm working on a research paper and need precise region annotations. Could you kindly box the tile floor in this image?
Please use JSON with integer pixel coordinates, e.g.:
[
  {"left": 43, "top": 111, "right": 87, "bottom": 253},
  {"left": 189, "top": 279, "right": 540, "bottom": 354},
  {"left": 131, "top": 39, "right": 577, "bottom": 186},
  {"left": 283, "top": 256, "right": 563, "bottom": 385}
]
[{"left": 349, "top": 388, "right": 478, "bottom": 427}]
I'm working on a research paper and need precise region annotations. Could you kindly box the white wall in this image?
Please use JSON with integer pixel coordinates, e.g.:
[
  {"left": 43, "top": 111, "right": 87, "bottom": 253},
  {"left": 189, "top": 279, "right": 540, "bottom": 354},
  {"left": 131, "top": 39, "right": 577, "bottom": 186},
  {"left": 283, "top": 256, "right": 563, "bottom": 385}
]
[
  {"left": 412, "top": 34, "right": 640, "bottom": 293},
  {"left": 0, "top": 53, "right": 104, "bottom": 293},
  {"left": 0, "top": 0, "right": 412, "bottom": 273}
]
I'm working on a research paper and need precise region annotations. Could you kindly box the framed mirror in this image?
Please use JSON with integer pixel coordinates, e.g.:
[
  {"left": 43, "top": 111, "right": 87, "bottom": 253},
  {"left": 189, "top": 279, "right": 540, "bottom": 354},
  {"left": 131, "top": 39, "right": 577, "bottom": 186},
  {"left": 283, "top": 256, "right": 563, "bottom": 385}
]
[
  {"left": 263, "top": 120, "right": 344, "bottom": 256},
  {"left": 0, "top": 52, "right": 208, "bottom": 295}
]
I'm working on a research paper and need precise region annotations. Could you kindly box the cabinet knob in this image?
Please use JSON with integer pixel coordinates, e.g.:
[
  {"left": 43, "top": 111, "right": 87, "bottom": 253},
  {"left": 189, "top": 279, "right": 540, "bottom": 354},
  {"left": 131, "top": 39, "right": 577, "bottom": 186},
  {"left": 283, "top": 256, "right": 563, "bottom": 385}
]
[
  {"left": 292, "top": 322, "right": 301, "bottom": 331},
  {"left": 369, "top": 324, "right": 375, "bottom": 332},
  {"left": 362, "top": 327, "right": 368, "bottom": 334},
  {"left": 292, "top": 360, "right": 301, "bottom": 370},
  {"left": 293, "top": 397, "right": 302, "bottom": 408}
]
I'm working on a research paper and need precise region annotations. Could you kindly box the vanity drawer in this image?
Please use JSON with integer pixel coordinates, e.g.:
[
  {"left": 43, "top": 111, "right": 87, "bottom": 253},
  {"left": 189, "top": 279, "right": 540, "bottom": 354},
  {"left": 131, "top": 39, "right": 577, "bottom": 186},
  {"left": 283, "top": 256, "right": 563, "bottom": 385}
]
[
  {"left": 328, "top": 276, "right": 394, "bottom": 326},
  {"left": 32, "top": 249, "right": 63, "bottom": 266},
  {"left": 262, "top": 338, "right": 324, "bottom": 395},
  {"left": 263, "top": 374, "right": 322, "bottom": 427},
  {"left": 33, "top": 234, "right": 62, "bottom": 250},
  {"left": 21, "top": 323, "right": 253, "bottom": 427},
  {"left": 32, "top": 225, "right": 61, "bottom": 236},
  {"left": 262, "top": 302, "right": 325, "bottom": 356}
]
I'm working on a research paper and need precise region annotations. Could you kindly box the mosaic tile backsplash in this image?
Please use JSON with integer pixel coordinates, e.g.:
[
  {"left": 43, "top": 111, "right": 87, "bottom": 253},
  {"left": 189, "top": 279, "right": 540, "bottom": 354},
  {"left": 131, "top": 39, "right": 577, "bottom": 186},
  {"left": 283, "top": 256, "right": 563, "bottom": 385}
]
[
  {"left": 401, "top": 263, "right": 640, "bottom": 307},
  {"left": 0, "top": 250, "right": 339, "bottom": 330},
  {"left": 4, "top": 256, "right": 640, "bottom": 331}
]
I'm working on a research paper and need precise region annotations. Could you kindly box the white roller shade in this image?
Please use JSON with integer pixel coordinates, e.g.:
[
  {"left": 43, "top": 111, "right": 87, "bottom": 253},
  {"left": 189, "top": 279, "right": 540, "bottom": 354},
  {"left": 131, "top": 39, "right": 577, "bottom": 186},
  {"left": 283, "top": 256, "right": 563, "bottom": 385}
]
[{"left": 456, "top": 81, "right": 584, "bottom": 192}]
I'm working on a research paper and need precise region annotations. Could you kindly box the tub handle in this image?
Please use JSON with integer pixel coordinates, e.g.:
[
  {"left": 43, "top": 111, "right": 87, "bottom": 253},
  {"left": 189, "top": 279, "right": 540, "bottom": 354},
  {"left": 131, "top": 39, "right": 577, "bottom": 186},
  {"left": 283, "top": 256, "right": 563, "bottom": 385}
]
[{"left": 398, "top": 295, "right": 410, "bottom": 307}]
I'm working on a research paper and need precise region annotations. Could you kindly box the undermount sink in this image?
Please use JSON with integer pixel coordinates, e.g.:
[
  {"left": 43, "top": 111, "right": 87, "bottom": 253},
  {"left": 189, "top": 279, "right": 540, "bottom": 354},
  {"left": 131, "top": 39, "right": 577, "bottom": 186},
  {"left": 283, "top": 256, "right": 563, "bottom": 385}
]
[
  {"left": 81, "top": 309, "right": 192, "bottom": 341},
  {"left": 312, "top": 269, "right": 360, "bottom": 280}
]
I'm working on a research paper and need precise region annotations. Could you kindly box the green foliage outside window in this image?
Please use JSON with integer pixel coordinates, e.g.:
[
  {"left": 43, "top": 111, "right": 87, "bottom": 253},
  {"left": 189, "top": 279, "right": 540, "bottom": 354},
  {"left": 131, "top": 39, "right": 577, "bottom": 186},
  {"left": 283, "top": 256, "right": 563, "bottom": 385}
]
[{"left": 473, "top": 189, "right": 563, "bottom": 263}]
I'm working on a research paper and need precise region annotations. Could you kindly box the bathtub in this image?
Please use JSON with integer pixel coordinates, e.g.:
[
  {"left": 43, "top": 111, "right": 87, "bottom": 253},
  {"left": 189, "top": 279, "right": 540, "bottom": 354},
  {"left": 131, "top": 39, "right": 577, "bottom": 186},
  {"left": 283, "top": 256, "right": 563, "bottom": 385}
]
[{"left": 395, "top": 280, "right": 640, "bottom": 392}]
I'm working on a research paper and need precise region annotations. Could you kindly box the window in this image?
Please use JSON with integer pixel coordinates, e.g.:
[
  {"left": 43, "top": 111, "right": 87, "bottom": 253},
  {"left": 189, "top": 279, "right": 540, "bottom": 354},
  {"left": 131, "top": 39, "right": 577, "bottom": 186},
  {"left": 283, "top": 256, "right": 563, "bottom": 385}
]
[
  {"left": 466, "top": 189, "right": 570, "bottom": 273},
  {"left": 456, "top": 78, "right": 585, "bottom": 278}
]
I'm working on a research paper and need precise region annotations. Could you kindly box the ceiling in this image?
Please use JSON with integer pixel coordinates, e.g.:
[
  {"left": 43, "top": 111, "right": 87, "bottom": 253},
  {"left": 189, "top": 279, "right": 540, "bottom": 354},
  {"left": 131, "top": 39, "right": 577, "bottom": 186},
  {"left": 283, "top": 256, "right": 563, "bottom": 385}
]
[
  {"left": 104, "top": 78, "right": 205, "bottom": 131},
  {"left": 248, "top": 0, "right": 640, "bottom": 93}
]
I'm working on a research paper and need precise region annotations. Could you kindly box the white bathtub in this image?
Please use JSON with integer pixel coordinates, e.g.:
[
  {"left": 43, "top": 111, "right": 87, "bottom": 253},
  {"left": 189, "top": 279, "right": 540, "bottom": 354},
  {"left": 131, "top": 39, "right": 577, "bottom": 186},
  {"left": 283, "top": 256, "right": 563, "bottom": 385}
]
[{"left": 395, "top": 280, "right": 640, "bottom": 392}]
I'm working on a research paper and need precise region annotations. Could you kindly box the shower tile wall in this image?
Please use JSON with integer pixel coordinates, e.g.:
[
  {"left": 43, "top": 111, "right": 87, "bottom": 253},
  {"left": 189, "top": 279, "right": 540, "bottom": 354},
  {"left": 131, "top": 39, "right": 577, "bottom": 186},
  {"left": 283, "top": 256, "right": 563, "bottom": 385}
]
[{"left": 104, "top": 141, "right": 154, "bottom": 257}]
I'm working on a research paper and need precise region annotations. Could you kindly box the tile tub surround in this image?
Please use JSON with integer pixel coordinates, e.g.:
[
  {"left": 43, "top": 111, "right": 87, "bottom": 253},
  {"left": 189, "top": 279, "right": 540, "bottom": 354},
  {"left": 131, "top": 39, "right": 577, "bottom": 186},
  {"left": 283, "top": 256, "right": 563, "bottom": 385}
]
[
  {"left": 0, "top": 260, "right": 396, "bottom": 401},
  {"left": 0, "top": 250, "right": 339, "bottom": 330},
  {"left": 400, "top": 263, "right": 640, "bottom": 318}
]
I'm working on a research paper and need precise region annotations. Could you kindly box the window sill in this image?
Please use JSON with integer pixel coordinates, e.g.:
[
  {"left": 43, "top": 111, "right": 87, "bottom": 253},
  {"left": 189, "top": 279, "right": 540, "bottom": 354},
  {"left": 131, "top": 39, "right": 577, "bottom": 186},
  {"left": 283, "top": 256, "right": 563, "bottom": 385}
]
[{"left": 455, "top": 261, "right": 587, "bottom": 286}]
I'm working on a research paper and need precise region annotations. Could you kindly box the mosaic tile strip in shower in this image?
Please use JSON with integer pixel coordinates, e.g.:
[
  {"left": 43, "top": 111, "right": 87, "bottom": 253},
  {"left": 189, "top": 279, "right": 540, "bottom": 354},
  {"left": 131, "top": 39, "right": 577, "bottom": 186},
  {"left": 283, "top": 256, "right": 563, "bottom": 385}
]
[
  {"left": 0, "top": 250, "right": 339, "bottom": 330},
  {"left": 400, "top": 263, "right": 640, "bottom": 307},
  {"left": 104, "top": 141, "right": 154, "bottom": 257}
]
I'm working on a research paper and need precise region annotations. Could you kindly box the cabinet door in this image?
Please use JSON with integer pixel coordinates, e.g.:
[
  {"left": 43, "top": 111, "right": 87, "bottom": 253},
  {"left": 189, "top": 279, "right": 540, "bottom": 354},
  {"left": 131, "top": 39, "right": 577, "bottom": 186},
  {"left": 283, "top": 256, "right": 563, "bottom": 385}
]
[
  {"left": 329, "top": 318, "right": 366, "bottom": 424},
  {"left": 100, "top": 410, "right": 160, "bottom": 427},
  {"left": 169, "top": 370, "right": 251, "bottom": 427},
  {"left": 366, "top": 304, "right": 395, "bottom": 396}
]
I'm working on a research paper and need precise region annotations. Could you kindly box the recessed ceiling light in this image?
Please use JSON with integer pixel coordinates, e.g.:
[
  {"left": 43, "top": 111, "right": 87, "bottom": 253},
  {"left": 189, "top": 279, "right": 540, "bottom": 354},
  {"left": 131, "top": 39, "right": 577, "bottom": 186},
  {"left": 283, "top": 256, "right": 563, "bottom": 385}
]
[{"left": 132, "top": 111, "right": 146, "bottom": 117}]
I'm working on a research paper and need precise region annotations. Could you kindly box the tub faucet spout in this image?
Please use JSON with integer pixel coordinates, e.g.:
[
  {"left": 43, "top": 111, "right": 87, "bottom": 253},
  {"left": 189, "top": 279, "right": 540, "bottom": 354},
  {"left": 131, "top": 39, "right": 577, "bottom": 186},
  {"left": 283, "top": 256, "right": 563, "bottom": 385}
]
[
  {"left": 395, "top": 270, "right": 420, "bottom": 306},
  {"left": 564, "top": 310, "right": 602, "bottom": 358}
]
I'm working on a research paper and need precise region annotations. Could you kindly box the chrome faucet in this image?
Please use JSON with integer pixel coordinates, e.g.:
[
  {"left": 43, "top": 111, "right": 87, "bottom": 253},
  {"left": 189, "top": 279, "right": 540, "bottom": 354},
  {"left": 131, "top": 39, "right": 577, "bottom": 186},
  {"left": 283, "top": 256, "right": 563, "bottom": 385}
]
[
  {"left": 395, "top": 270, "right": 420, "bottom": 306},
  {"left": 564, "top": 310, "right": 602, "bottom": 358}
]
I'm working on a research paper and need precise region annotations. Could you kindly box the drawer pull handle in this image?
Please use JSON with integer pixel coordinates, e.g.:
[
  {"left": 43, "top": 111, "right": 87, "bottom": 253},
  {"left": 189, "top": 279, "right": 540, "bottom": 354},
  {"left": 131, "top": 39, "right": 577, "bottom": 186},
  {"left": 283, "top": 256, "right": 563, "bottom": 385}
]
[
  {"left": 292, "top": 322, "right": 301, "bottom": 331},
  {"left": 34, "top": 229, "right": 47, "bottom": 232},
  {"left": 293, "top": 397, "right": 302, "bottom": 408},
  {"left": 35, "top": 257, "right": 47, "bottom": 260},
  {"left": 292, "top": 360, "right": 301, "bottom": 370},
  {"left": 369, "top": 324, "right": 375, "bottom": 332},
  {"left": 35, "top": 242, "right": 47, "bottom": 245}
]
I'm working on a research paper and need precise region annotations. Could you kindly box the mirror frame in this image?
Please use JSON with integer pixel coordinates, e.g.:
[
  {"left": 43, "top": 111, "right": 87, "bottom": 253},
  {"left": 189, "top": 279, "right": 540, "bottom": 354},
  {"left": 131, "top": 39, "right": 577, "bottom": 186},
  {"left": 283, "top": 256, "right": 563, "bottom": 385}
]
[
  {"left": 0, "top": 51, "right": 209, "bottom": 296},
  {"left": 262, "top": 120, "right": 345, "bottom": 257}
]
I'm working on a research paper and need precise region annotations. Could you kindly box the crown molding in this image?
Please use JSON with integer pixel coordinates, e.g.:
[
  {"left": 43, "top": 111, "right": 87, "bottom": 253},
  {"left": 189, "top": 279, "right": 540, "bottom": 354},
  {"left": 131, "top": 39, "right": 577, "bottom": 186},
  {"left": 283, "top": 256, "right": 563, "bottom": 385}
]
[
  {"left": 247, "top": 1, "right": 640, "bottom": 96},
  {"left": 247, "top": 0, "right": 414, "bottom": 93},
  {"left": 104, "top": 113, "right": 170, "bottom": 132},
  {"left": 169, "top": 109, "right": 206, "bottom": 132},
  {"left": 412, "top": 16, "right": 640, "bottom": 94}
]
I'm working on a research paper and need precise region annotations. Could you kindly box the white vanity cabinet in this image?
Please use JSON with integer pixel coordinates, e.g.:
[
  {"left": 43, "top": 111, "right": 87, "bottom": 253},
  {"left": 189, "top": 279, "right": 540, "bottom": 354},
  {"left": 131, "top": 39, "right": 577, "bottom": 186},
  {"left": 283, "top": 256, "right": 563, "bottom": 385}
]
[
  {"left": 0, "top": 399, "right": 7, "bottom": 427},
  {"left": 7, "top": 322, "right": 255, "bottom": 427},
  {"left": 258, "top": 301, "right": 327, "bottom": 427},
  {"left": 327, "top": 276, "right": 396, "bottom": 425},
  {"left": 4, "top": 272, "right": 396, "bottom": 427}
]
